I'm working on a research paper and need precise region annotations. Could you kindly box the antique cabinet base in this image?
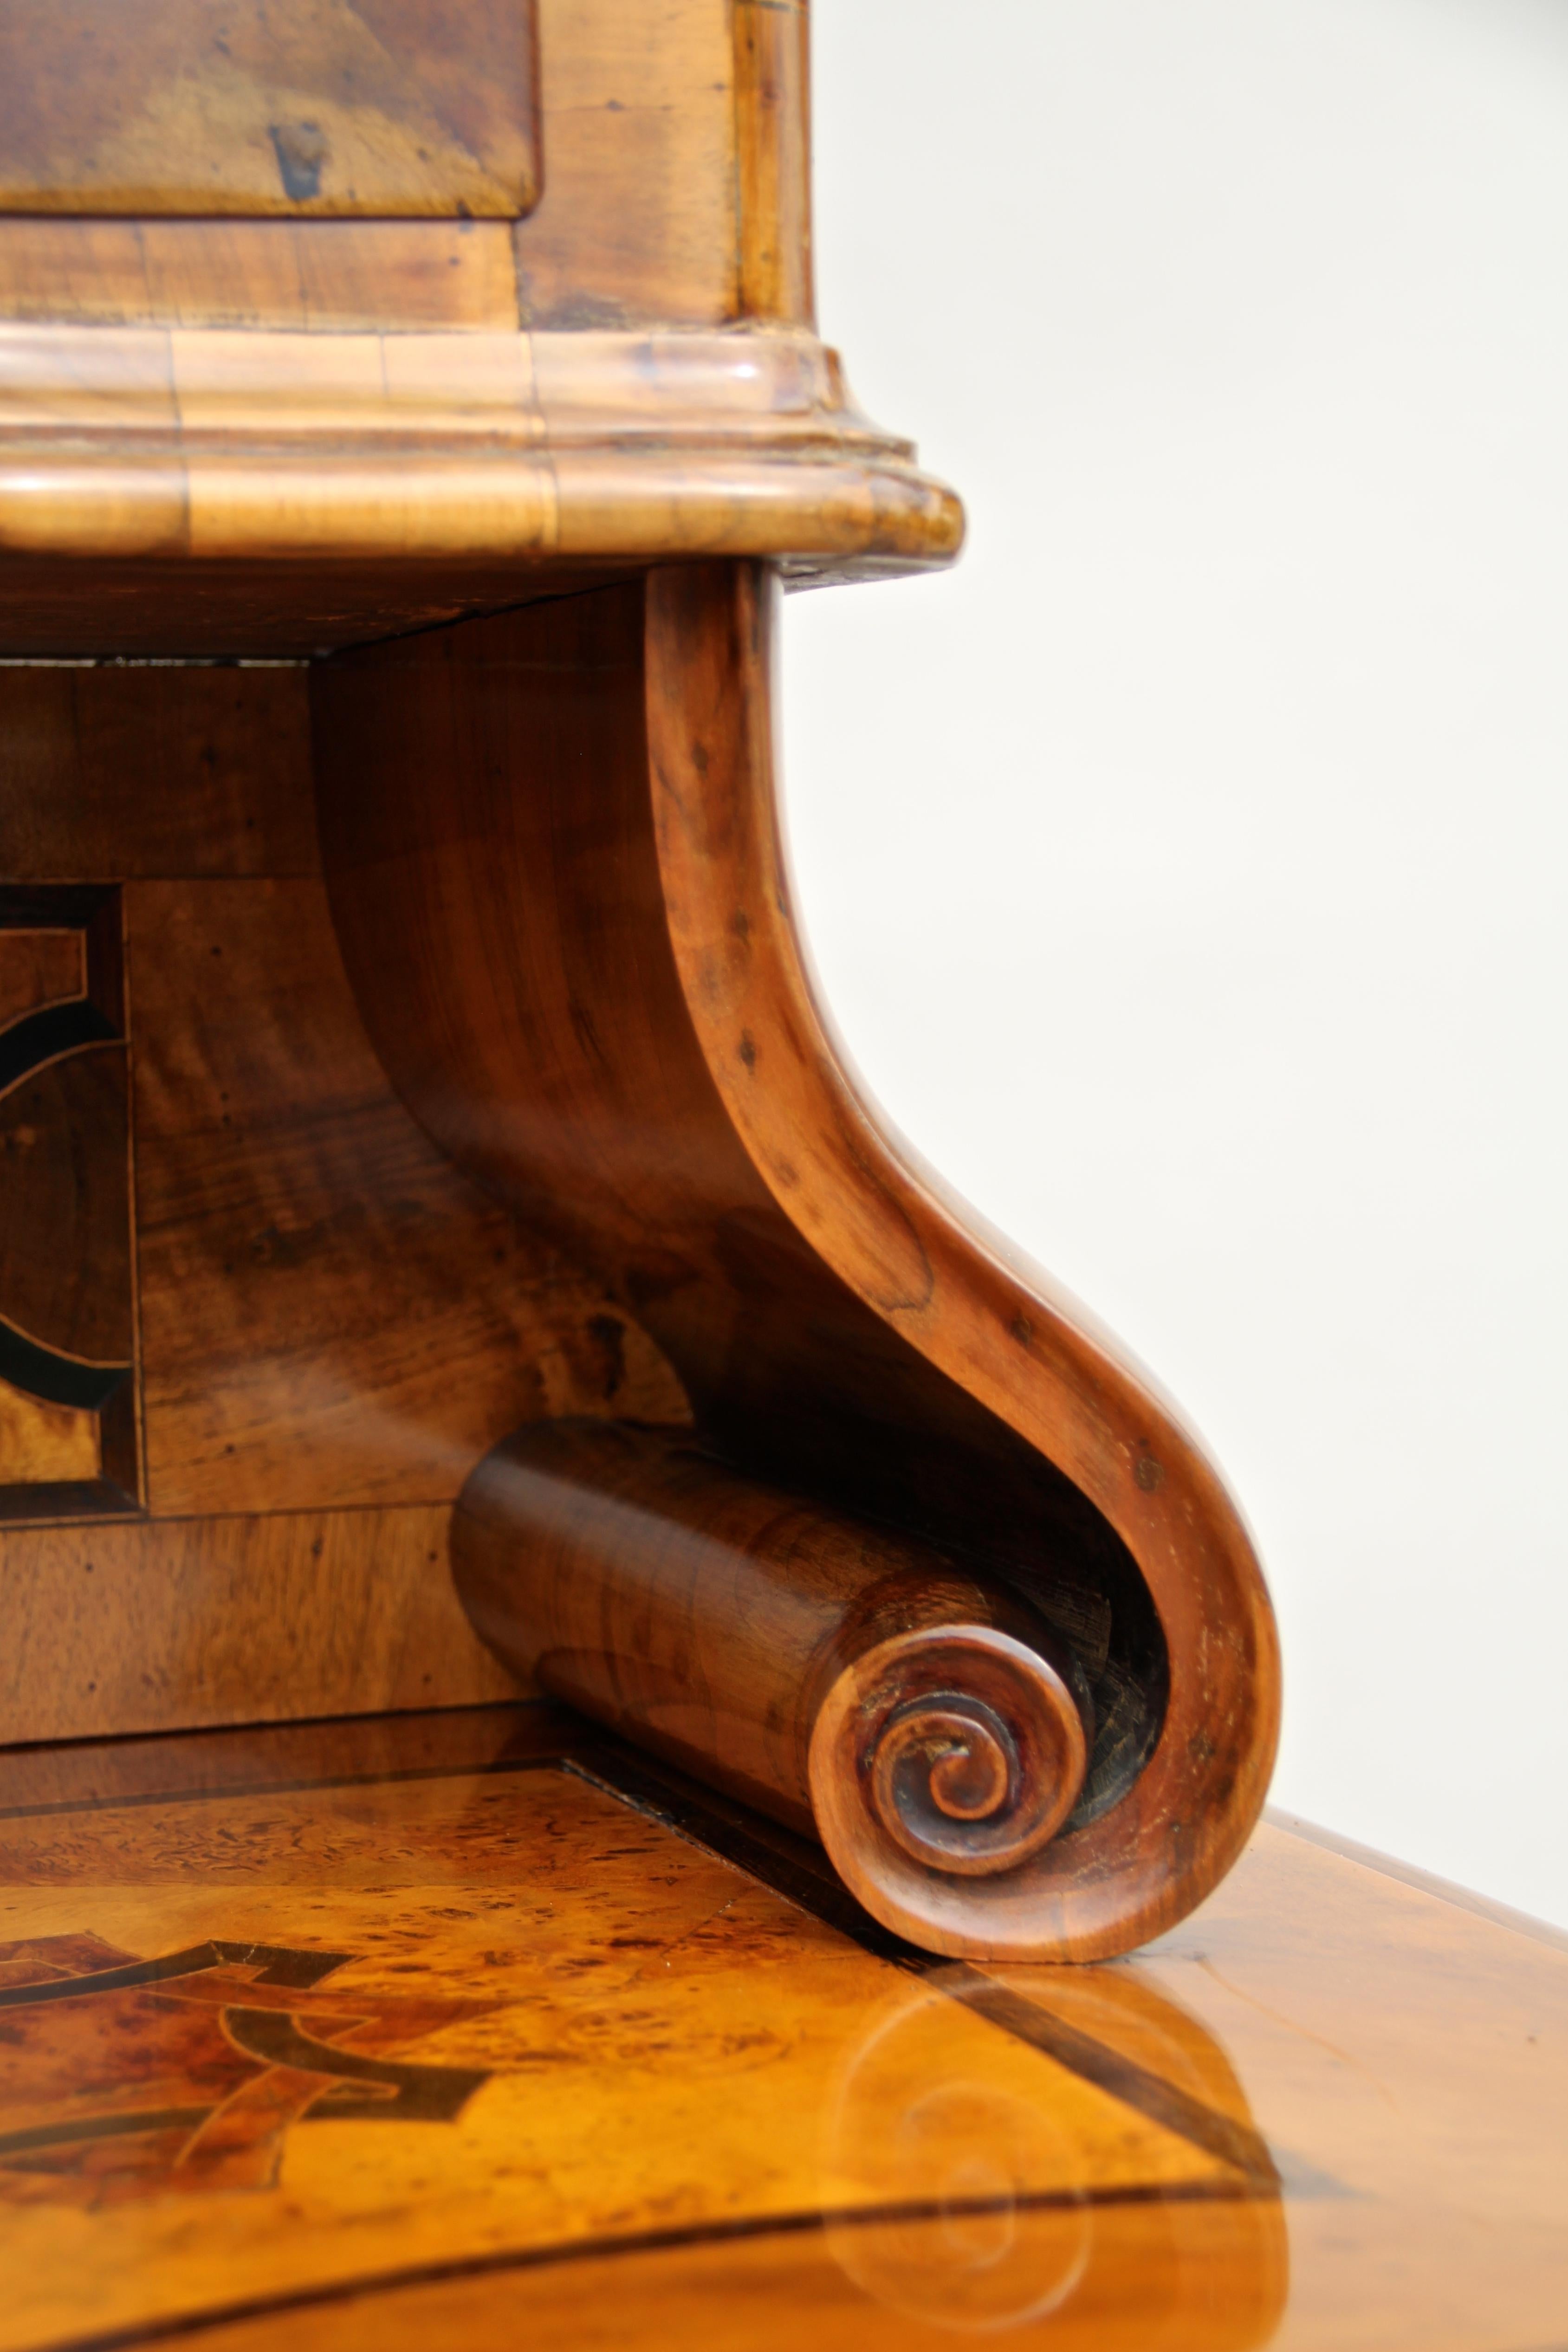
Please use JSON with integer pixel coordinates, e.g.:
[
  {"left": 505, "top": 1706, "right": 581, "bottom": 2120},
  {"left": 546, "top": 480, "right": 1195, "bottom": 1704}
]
[{"left": 0, "top": 561, "right": 1276, "bottom": 1960}]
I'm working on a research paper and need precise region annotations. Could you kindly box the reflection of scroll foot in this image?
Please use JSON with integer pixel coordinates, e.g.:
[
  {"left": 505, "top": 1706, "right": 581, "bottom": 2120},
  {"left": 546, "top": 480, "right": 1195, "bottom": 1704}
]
[{"left": 819, "top": 1969, "right": 1289, "bottom": 2343}]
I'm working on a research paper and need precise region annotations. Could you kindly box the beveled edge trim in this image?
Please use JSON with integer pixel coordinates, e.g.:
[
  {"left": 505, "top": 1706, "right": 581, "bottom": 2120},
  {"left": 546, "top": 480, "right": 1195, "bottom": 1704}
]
[{"left": 0, "top": 326, "right": 962, "bottom": 574}]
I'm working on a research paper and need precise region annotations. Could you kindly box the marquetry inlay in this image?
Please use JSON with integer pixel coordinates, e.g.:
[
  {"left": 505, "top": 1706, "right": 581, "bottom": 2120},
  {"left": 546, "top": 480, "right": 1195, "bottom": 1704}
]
[{"left": 0, "top": 888, "right": 138, "bottom": 1520}]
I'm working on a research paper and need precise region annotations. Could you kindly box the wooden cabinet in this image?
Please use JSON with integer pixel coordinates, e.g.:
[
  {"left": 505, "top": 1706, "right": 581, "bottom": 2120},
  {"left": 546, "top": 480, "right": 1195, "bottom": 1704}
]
[
  {"left": 0, "top": 0, "right": 1284, "bottom": 1989},
  {"left": 0, "top": 0, "right": 1274, "bottom": 1969},
  {"left": 0, "top": 8, "right": 1561, "bottom": 2339}
]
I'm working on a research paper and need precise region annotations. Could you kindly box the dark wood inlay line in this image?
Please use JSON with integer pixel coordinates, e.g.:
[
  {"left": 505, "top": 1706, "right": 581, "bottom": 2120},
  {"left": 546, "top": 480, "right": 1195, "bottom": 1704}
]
[
  {"left": 0, "top": 1319, "right": 129, "bottom": 1414},
  {"left": 563, "top": 1748, "right": 1320, "bottom": 2191},
  {"left": 0, "top": 1940, "right": 352, "bottom": 2009},
  {"left": 0, "top": 1000, "right": 118, "bottom": 1096},
  {"left": 938, "top": 1967, "right": 1281, "bottom": 2189},
  {"left": 33, "top": 2176, "right": 1263, "bottom": 2352},
  {"left": 564, "top": 1746, "right": 908, "bottom": 1956},
  {"left": 0, "top": 2108, "right": 210, "bottom": 2161}
]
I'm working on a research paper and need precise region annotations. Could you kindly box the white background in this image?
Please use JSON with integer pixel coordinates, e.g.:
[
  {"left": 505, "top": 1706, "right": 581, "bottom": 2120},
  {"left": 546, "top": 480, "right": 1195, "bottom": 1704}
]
[{"left": 781, "top": 0, "right": 1568, "bottom": 1928}]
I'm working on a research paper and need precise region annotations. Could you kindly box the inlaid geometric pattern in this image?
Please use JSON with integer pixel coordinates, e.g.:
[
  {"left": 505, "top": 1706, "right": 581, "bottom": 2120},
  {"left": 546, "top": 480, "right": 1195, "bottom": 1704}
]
[
  {"left": 0, "top": 888, "right": 138, "bottom": 1520},
  {"left": 3, "top": 1704, "right": 1566, "bottom": 2352},
  {"left": 0, "top": 1932, "right": 493, "bottom": 2204},
  {"left": 0, "top": 1713, "right": 1286, "bottom": 2352}
]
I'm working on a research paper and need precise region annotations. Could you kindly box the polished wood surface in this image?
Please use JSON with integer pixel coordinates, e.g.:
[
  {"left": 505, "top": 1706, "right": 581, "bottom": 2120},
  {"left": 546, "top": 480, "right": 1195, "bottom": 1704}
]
[
  {"left": 0, "top": 1512, "right": 512, "bottom": 1748},
  {"left": 0, "top": 1703, "right": 1561, "bottom": 2352},
  {"left": 735, "top": 0, "right": 813, "bottom": 325},
  {"left": 512, "top": 0, "right": 737, "bottom": 330},
  {"left": 0, "top": 666, "right": 315, "bottom": 878},
  {"left": 0, "top": 221, "right": 522, "bottom": 333},
  {"left": 315, "top": 567, "right": 1278, "bottom": 1959},
  {"left": 0, "top": 888, "right": 135, "bottom": 1518},
  {"left": 456, "top": 1418, "right": 1094, "bottom": 1906},
  {"left": 0, "top": 661, "right": 681, "bottom": 1739},
  {"left": 0, "top": 22, "right": 1542, "bottom": 2341},
  {"left": 0, "top": 0, "right": 733, "bottom": 339},
  {"left": 0, "top": 0, "right": 1278, "bottom": 1981},
  {"left": 0, "top": 0, "right": 957, "bottom": 655},
  {"left": 0, "top": 327, "right": 957, "bottom": 655},
  {"left": 0, "top": 0, "right": 539, "bottom": 219},
  {"left": 0, "top": 931, "right": 83, "bottom": 1028},
  {"left": 0, "top": 1043, "right": 131, "bottom": 1363}
]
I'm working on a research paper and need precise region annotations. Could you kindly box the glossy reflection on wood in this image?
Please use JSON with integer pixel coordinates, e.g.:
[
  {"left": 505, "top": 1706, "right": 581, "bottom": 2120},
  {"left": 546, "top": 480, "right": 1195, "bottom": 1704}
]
[
  {"left": 0, "top": 1709, "right": 1266, "bottom": 2352},
  {"left": 0, "top": 1704, "right": 1562, "bottom": 2352}
]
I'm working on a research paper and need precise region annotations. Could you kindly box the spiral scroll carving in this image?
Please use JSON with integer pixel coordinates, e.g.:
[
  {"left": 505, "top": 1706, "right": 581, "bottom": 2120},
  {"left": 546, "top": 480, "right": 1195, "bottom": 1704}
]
[{"left": 810, "top": 1625, "right": 1091, "bottom": 1931}]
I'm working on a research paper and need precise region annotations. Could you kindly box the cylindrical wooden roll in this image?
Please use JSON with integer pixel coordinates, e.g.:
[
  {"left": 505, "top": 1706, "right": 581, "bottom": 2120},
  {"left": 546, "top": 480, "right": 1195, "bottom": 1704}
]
[{"left": 453, "top": 1419, "right": 1097, "bottom": 1957}]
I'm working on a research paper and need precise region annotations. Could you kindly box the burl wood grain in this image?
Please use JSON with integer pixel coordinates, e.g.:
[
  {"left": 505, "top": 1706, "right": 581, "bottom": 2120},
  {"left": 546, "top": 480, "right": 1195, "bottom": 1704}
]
[
  {"left": 0, "top": 1705, "right": 1563, "bottom": 2352},
  {"left": 314, "top": 567, "right": 1279, "bottom": 1960},
  {"left": 0, "top": 0, "right": 540, "bottom": 218},
  {"left": 0, "top": 1711, "right": 1283, "bottom": 2352},
  {"left": 0, "top": 1383, "right": 99, "bottom": 1490}
]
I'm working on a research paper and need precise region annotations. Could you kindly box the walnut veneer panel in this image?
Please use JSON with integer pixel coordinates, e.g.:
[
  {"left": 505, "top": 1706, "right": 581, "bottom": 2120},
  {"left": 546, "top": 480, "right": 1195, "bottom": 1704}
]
[
  {"left": 0, "top": 0, "right": 736, "bottom": 336},
  {"left": 0, "top": 1513, "right": 513, "bottom": 1746},
  {"left": 0, "top": 931, "right": 81, "bottom": 1027},
  {"left": 0, "top": 1048, "right": 130, "bottom": 1367},
  {"left": 0, "top": 658, "right": 686, "bottom": 1738},
  {"left": 125, "top": 876, "right": 682, "bottom": 1518},
  {"left": 0, "top": 666, "right": 317, "bottom": 881},
  {"left": 0, "top": 1708, "right": 1562, "bottom": 2350},
  {"left": 0, "top": 221, "right": 521, "bottom": 333},
  {"left": 512, "top": 0, "right": 737, "bottom": 328},
  {"left": 0, "top": 887, "right": 136, "bottom": 1519},
  {"left": 0, "top": 0, "right": 539, "bottom": 219}
]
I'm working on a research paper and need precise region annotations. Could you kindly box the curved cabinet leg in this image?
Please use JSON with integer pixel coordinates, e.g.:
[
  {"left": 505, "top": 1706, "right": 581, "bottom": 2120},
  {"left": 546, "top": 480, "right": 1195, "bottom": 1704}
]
[{"left": 313, "top": 564, "right": 1279, "bottom": 1961}]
